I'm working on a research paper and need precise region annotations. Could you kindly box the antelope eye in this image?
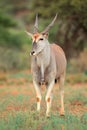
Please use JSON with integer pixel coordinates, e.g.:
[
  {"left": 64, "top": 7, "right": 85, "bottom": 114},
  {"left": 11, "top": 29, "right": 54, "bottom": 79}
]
[{"left": 39, "top": 38, "right": 43, "bottom": 41}]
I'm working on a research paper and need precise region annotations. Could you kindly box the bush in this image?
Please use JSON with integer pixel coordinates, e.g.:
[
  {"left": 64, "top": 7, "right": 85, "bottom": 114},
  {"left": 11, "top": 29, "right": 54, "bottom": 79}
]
[
  {"left": 0, "top": 46, "right": 31, "bottom": 71},
  {"left": 0, "top": 11, "right": 32, "bottom": 71},
  {"left": 0, "top": 27, "right": 30, "bottom": 47},
  {"left": 68, "top": 49, "right": 87, "bottom": 73},
  {"left": 0, "top": 11, "right": 17, "bottom": 28}
]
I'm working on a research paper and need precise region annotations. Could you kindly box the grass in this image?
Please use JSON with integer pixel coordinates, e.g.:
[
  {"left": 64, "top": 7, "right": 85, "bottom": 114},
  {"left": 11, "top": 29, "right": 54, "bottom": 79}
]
[
  {"left": 66, "top": 73, "right": 87, "bottom": 84},
  {"left": 0, "top": 71, "right": 87, "bottom": 130},
  {"left": 0, "top": 111, "right": 87, "bottom": 130}
]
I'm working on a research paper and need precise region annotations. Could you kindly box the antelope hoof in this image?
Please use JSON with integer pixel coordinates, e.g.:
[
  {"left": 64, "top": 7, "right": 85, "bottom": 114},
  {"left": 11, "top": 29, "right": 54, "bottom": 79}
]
[
  {"left": 46, "top": 114, "right": 50, "bottom": 118},
  {"left": 46, "top": 113, "right": 50, "bottom": 118},
  {"left": 60, "top": 110, "right": 65, "bottom": 116}
]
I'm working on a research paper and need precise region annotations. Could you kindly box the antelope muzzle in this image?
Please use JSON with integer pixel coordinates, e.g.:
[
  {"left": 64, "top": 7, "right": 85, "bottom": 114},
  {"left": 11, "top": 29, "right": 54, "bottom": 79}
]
[{"left": 30, "top": 41, "right": 37, "bottom": 56}]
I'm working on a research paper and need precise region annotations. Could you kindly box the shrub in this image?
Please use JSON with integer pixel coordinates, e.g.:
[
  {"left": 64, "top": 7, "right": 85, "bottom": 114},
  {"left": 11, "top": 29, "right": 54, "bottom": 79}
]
[
  {"left": 68, "top": 49, "right": 87, "bottom": 73},
  {"left": 0, "top": 11, "right": 17, "bottom": 28},
  {"left": 0, "top": 46, "right": 31, "bottom": 71}
]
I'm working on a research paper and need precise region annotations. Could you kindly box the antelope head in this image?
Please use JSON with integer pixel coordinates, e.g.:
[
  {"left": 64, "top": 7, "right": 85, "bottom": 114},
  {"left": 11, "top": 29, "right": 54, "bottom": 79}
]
[{"left": 25, "top": 14, "right": 57, "bottom": 56}]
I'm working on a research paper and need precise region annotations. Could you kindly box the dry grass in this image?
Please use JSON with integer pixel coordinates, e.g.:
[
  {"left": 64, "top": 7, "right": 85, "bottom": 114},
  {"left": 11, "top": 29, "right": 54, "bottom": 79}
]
[{"left": 0, "top": 70, "right": 87, "bottom": 130}]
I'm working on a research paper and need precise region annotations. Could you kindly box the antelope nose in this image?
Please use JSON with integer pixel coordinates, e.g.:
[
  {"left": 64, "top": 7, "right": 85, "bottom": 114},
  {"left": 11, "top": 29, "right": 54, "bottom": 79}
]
[{"left": 30, "top": 51, "right": 35, "bottom": 56}]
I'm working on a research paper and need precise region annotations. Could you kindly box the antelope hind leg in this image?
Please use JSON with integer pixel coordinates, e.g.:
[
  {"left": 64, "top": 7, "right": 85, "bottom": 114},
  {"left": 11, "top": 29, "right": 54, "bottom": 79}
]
[{"left": 59, "top": 73, "right": 65, "bottom": 116}]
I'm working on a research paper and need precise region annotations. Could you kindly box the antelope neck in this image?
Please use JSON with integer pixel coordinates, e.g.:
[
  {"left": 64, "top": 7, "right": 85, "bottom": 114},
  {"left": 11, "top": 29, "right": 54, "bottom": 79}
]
[{"left": 36, "top": 43, "right": 51, "bottom": 82}]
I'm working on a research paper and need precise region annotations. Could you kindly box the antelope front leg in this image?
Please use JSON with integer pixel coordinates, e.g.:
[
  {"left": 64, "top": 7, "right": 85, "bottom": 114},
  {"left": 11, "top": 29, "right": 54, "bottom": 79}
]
[
  {"left": 33, "top": 80, "right": 41, "bottom": 112},
  {"left": 45, "top": 80, "right": 54, "bottom": 117}
]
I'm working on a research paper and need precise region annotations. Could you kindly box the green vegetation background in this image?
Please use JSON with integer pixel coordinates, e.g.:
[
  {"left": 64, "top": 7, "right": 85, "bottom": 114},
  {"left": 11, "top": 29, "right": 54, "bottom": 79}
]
[
  {"left": 0, "top": 1, "right": 87, "bottom": 129},
  {"left": 0, "top": 0, "right": 87, "bottom": 73}
]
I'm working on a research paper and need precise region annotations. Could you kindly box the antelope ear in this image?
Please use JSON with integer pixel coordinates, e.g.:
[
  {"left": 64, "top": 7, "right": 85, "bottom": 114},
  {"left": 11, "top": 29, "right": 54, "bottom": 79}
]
[
  {"left": 42, "top": 32, "right": 49, "bottom": 39},
  {"left": 25, "top": 31, "right": 33, "bottom": 38}
]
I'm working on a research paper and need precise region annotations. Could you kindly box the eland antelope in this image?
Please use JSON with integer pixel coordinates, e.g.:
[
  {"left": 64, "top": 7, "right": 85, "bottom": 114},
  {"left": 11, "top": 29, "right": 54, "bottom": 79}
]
[{"left": 26, "top": 14, "right": 67, "bottom": 117}]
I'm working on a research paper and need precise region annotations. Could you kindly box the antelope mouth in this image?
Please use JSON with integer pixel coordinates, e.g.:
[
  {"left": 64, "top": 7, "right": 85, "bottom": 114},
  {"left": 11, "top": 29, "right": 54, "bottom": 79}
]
[
  {"left": 30, "top": 51, "right": 40, "bottom": 56},
  {"left": 30, "top": 51, "right": 36, "bottom": 56},
  {"left": 30, "top": 48, "right": 44, "bottom": 56}
]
